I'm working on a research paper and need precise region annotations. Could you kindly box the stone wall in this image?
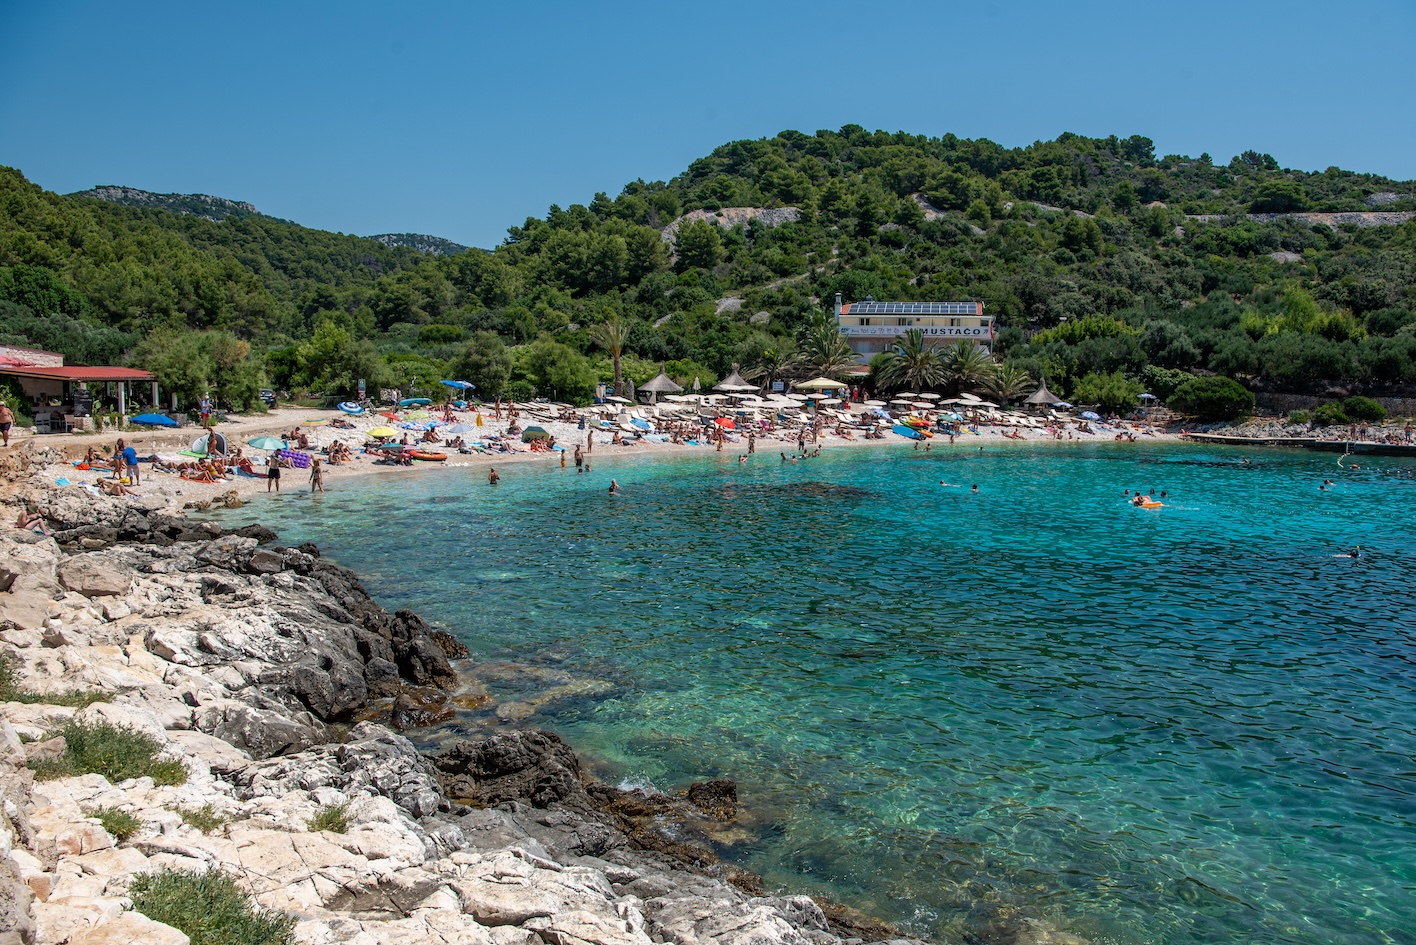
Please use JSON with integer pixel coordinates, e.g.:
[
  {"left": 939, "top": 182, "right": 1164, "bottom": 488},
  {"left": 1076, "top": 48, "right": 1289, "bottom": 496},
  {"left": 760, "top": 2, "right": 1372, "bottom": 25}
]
[
  {"left": 661, "top": 208, "right": 801, "bottom": 248},
  {"left": 1187, "top": 210, "right": 1416, "bottom": 229},
  {"left": 1256, "top": 393, "right": 1416, "bottom": 416}
]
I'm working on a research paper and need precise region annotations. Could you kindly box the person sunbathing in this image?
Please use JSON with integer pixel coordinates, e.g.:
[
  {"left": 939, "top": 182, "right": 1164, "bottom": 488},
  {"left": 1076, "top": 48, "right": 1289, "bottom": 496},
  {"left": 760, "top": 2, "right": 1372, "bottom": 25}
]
[
  {"left": 99, "top": 478, "right": 140, "bottom": 496},
  {"left": 421, "top": 429, "right": 441, "bottom": 443},
  {"left": 82, "top": 446, "right": 115, "bottom": 470},
  {"left": 15, "top": 507, "right": 49, "bottom": 533}
]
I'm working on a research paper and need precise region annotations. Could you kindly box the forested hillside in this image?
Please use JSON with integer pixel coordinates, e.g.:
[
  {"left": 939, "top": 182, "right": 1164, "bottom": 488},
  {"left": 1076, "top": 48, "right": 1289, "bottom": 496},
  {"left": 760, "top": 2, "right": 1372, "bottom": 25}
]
[{"left": 2, "top": 127, "right": 1414, "bottom": 418}]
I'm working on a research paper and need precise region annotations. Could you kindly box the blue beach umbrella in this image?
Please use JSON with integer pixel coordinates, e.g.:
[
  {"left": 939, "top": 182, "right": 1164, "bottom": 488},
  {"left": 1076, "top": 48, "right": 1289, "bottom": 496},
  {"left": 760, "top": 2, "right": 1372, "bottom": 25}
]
[
  {"left": 440, "top": 379, "right": 475, "bottom": 390},
  {"left": 1079, "top": 411, "right": 1101, "bottom": 421},
  {"left": 131, "top": 413, "right": 177, "bottom": 427}
]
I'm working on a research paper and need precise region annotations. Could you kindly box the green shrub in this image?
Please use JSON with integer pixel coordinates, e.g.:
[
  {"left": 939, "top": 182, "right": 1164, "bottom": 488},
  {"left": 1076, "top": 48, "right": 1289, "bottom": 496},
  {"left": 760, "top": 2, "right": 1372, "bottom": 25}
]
[
  {"left": 304, "top": 804, "right": 345, "bottom": 833},
  {"left": 1341, "top": 396, "right": 1387, "bottom": 422},
  {"left": 179, "top": 805, "right": 230, "bottom": 834},
  {"left": 130, "top": 868, "right": 296, "bottom": 945},
  {"left": 31, "top": 721, "right": 187, "bottom": 786},
  {"left": 1287, "top": 409, "right": 1311, "bottom": 424},
  {"left": 307, "top": 803, "right": 348, "bottom": 834},
  {"left": 1167, "top": 376, "right": 1255, "bottom": 421},
  {"left": 1070, "top": 371, "right": 1145, "bottom": 414},
  {"left": 1311, "top": 402, "right": 1350, "bottom": 427},
  {"left": 89, "top": 806, "right": 141, "bottom": 842},
  {"left": 0, "top": 651, "right": 110, "bottom": 708}
]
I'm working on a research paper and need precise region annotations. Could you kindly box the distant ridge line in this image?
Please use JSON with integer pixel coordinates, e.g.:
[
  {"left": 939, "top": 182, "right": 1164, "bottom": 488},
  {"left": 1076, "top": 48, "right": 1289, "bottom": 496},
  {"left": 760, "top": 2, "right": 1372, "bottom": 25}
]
[
  {"left": 71, "top": 185, "right": 259, "bottom": 221},
  {"left": 367, "top": 233, "right": 470, "bottom": 256}
]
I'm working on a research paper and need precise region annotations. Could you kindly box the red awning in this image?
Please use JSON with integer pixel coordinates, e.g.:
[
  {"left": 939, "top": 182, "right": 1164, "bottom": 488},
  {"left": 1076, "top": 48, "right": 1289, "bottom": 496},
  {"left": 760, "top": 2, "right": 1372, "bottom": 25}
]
[{"left": 0, "top": 365, "right": 155, "bottom": 382}]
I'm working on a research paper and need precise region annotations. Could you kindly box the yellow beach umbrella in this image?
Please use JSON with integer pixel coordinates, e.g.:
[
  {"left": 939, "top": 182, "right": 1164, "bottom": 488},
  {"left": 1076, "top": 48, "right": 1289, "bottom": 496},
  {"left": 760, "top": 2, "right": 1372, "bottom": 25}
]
[{"left": 366, "top": 426, "right": 398, "bottom": 438}]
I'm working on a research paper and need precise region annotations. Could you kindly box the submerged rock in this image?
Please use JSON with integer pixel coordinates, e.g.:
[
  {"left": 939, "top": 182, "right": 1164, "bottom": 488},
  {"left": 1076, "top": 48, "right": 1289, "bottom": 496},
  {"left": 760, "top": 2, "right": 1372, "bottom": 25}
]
[{"left": 392, "top": 689, "right": 456, "bottom": 729}]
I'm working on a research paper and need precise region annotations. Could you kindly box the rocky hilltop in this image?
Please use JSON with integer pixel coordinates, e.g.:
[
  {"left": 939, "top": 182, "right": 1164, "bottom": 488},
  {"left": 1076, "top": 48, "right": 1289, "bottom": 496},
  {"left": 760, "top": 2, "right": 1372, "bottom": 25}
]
[
  {"left": 0, "top": 461, "right": 945, "bottom": 945},
  {"left": 69, "top": 186, "right": 262, "bottom": 222},
  {"left": 368, "top": 233, "right": 471, "bottom": 257}
]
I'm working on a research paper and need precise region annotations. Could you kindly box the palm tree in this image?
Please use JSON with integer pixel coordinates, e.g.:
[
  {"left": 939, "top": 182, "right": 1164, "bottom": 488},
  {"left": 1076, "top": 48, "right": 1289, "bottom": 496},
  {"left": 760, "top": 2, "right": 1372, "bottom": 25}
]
[
  {"left": 983, "top": 363, "right": 1035, "bottom": 405},
  {"left": 744, "top": 344, "right": 795, "bottom": 394},
  {"left": 875, "top": 328, "right": 945, "bottom": 394},
  {"left": 939, "top": 340, "right": 997, "bottom": 395},
  {"left": 794, "top": 313, "right": 859, "bottom": 379},
  {"left": 588, "top": 318, "right": 632, "bottom": 396}
]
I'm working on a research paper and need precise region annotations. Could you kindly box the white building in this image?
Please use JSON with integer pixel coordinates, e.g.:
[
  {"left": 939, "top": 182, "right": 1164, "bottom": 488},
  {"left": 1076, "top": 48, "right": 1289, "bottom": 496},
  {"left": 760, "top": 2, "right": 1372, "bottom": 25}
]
[{"left": 834, "top": 294, "right": 991, "bottom": 364}]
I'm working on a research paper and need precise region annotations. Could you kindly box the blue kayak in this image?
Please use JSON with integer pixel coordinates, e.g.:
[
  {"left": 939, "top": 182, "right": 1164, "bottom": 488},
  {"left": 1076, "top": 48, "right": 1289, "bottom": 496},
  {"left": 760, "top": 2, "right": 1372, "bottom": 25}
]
[{"left": 893, "top": 424, "right": 926, "bottom": 440}]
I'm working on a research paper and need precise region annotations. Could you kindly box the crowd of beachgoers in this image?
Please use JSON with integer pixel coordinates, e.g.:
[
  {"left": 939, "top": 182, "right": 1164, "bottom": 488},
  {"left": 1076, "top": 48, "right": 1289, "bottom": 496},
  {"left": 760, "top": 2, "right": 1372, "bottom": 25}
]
[
  {"left": 1, "top": 394, "right": 1192, "bottom": 508},
  {"left": 7, "top": 390, "right": 1416, "bottom": 518}
]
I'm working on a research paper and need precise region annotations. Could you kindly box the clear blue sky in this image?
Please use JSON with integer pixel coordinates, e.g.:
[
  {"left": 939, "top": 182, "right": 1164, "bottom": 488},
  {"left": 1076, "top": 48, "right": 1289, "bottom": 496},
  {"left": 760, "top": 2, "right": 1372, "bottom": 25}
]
[{"left": 3, "top": 0, "right": 1413, "bottom": 249}]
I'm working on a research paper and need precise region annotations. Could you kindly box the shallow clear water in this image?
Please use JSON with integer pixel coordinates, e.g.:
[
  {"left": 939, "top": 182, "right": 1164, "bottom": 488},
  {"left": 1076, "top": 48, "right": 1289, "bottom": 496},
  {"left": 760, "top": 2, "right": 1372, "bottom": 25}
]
[{"left": 227, "top": 443, "right": 1416, "bottom": 945}]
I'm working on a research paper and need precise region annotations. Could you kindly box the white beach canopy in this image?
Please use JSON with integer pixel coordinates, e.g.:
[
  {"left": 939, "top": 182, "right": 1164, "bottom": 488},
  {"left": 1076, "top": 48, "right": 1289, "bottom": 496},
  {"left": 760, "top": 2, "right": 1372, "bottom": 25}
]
[{"left": 794, "top": 376, "right": 847, "bottom": 391}]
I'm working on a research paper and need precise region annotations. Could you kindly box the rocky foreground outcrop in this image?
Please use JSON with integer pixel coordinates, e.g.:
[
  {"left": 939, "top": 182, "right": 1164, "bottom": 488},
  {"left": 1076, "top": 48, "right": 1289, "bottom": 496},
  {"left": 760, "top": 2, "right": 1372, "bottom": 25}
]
[{"left": 0, "top": 487, "right": 926, "bottom": 945}]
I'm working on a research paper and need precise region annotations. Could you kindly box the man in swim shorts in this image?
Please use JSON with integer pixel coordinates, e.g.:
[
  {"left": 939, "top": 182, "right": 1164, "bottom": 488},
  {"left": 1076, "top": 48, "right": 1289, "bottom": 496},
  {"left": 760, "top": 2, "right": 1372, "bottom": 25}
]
[
  {"left": 122, "top": 441, "right": 140, "bottom": 485},
  {"left": 0, "top": 399, "right": 13, "bottom": 446}
]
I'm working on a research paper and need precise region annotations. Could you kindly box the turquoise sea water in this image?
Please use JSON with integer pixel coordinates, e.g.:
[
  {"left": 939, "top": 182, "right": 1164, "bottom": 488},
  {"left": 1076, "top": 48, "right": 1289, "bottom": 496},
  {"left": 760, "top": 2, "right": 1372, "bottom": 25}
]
[{"left": 226, "top": 443, "right": 1416, "bottom": 945}]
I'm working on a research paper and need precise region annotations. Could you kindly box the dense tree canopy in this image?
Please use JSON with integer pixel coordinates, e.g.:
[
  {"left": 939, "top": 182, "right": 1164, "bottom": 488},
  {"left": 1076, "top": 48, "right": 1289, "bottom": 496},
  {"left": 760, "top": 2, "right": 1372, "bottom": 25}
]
[{"left": 1, "top": 126, "right": 1414, "bottom": 408}]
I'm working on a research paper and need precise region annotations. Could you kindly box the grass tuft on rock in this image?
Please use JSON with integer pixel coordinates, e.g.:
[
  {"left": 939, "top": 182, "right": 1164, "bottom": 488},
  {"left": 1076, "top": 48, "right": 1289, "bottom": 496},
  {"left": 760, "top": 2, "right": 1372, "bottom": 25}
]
[
  {"left": 179, "top": 804, "right": 231, "bottom": 834},
  {"left": 307, "top": 802, "right": 348, "bottom": 834},
  {"left": 30, "top": 720, "right": 187, "bottom": 786},
  {"left": 0, "top": 651, "right": 109, "bottom": 708},
  {"left": 130, "top": 867, "right": 296, "bottom": 945},
  {"left": 88, "top": 805, "right": 142, "bottom": 842}
]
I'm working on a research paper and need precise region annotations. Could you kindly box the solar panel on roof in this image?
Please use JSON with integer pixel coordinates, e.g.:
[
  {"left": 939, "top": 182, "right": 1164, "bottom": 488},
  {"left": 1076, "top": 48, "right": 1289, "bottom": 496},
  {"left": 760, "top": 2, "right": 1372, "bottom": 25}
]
[{"left": 844, "top": 301, "right": 981, "bottom": 315}]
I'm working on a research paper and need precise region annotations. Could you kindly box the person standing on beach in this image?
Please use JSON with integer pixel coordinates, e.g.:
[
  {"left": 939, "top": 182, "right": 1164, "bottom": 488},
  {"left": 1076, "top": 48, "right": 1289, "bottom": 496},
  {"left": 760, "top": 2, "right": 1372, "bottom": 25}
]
[
  {"left": 111, "top": 438, "right": 125, "bottom": 479},
  {"left": 122, "top": 440, "right": 139, "bottom": 485},
  {"left": 0, "top": 399, "right": 13, "bottom": 447},
  {"left": 267, "top": 457, "right": 280, "bottom": 493},
  {"left": 309, "top": 458, "right": 324, "bottom": 494},
  {"left": 748, "top": 430, "right": 756, "bottom": 454},
  {"left": 586, "top": 430, "right": 593, "bottom": 455}
]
